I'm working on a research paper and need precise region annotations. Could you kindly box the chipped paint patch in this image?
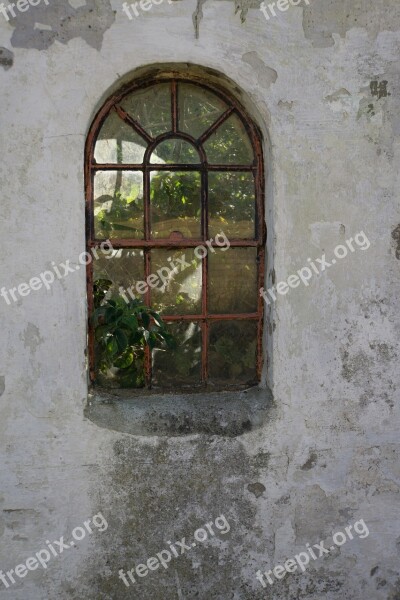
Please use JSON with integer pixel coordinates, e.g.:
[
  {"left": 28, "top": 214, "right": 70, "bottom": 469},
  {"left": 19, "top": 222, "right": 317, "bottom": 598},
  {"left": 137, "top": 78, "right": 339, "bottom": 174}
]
[
  {"left": 242, "top": 52, "right": 277, "bottom": 89},
  {"left": 193, "top": 0, "right": 260, "bottom": 37},
  {"left": 302, "top": 0, "right": 400, "bottom": 47},
  {"left": 68, "top": 0, "right": 88, "bottom": 7},
  {"left": 301, "top": 452, "right": 318, "bottom": 470},
  {"left": 9, "top": 0, "right": 115, "bottom": 51},
  {"left": 324, "top": 88, "right": 354, "bottom": 115},
  {"left": 0, "top": 48, "right": 14, "bottom": 70},
  {"left": 391, "top": 225, "right": 400, "bottom": 259},
  {"left": 278, "top": 100, "right": 294, "bottom": 109},
  {"left": 20, "top": 323, "right": 44, "bottom": 354},
  {"left": 247, "top": 482, "right": 266, "bottom": 497},
  {"left": 34, "top": 22, "right": 53, "bottom": 31}
]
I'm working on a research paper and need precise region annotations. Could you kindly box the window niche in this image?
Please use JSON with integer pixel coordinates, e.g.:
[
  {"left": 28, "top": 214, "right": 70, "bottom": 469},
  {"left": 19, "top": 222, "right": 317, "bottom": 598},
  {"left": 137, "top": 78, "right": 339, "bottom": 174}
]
[{"left": 84, "top": 69, "right": 271, "bottom": 435}]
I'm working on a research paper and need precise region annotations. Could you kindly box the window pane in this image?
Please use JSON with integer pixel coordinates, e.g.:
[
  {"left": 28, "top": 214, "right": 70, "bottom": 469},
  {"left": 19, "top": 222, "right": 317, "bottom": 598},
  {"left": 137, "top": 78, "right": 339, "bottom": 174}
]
[
  {"left": 95, "top": 348, "right": 145, "bottom": 389},
  {"left": 209, "top": 172, "right": 255, "bottom": 238},
  {"left": 94, "top": 171, "right": 144, "bottom": 239},
  {"left": 208, "top": 248, "right": 258, "bottom": 313},
  {"left": 94, "top": 111, "right": 147, "bottom": 164},
  {"left": 152, "top": 321, "right": 202, "bottom": 387},
  {"left": 93, "top": 249, "right": 146, "bottom": 389},
  {"left": 119, "top": 83, "right": 171, "bottom": 138},
  {"left": 204, "top": 114, "right": 254, "bottom": 165},
  {"left": 150, "top": 139, "right": 200, "bottom": 164},
  {"left": 150, "top": 171, "right": 201, "bottom": 239},
  {"left": 150, "top": 248, "right": 202, "bottom": 315},
  {"left": 179, "top": 83, "right": 227, "bottom": 139},
  {"left": 93, "top": 248, "right": 144, "bottom": 299},
  {"left": 209, "top": 320, "right": 257, "bottom": 385}
]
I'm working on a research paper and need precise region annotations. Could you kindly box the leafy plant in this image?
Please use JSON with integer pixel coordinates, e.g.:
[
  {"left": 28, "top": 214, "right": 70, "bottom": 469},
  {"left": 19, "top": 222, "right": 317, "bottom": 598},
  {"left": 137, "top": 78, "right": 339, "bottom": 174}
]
[
  {"left": 150, "top": 171, "right": 201, "bottom": 219},
  {"left": 92, "top": 279, "right": 175, "bottom": 388}
]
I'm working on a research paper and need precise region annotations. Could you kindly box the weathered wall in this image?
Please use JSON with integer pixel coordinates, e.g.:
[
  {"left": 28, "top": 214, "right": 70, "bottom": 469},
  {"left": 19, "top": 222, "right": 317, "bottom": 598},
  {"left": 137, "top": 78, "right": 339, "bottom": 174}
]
[{"left": 0, "top": 0, "right": 400, "bottom": 598}]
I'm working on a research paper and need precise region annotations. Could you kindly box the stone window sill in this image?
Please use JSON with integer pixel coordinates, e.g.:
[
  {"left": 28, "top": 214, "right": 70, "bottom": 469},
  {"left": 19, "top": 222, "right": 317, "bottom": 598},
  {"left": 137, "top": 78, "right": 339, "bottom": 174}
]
[{"left": 85, "top": 385, "right": 273, "bottom": 437}]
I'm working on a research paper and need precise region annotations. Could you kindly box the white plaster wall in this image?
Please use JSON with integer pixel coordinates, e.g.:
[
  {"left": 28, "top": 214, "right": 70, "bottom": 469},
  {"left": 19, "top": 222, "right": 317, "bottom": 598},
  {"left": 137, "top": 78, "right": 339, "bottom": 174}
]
[{"left": 0, "top": 0, "right": 399, "bottom": 598}]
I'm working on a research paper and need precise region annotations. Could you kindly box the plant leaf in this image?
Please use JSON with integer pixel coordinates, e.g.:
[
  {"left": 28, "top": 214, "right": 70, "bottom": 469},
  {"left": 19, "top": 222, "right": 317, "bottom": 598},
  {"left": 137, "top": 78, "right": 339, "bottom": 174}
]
[{"left": 115, "top": 329, "right": 128, "bottom": 352}]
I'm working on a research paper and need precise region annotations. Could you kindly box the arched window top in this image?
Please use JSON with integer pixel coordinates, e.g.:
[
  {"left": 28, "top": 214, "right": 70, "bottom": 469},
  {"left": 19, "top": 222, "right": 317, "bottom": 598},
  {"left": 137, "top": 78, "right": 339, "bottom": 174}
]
[
  {"left": 90, "top": 77, "right": 259, "bottom": 169},
  {"left": 86, "top": 73, "right": 265, "bottom": 392}
]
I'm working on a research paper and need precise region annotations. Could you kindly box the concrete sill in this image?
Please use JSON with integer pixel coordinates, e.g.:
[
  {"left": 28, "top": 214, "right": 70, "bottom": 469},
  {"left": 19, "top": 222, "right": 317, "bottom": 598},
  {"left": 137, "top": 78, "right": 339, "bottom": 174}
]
[{"left": 85, "top": 386, "right": 274, "bottom": 437}]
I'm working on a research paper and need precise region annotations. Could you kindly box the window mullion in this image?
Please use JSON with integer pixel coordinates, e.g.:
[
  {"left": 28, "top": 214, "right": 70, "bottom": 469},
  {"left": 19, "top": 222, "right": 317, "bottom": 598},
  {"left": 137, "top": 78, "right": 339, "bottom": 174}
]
[
  {"left": 144, "top": 248, "right": 152, "bottom": 387},
  {"left": 171, "top": 80, "right": 178, "bottom": 133},
  {"left": 201, "top": 168, "right": 209, "bottom": 383},
  {"left": 144, "top": 167, "right": 150, "bottom": 240}
]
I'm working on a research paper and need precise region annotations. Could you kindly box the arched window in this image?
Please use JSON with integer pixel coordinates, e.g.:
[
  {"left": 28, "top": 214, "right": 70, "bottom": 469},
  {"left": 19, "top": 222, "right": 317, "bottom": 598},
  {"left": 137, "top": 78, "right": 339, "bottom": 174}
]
[{"left": 85, "top": 73, "right": 265, "bottom": 391}]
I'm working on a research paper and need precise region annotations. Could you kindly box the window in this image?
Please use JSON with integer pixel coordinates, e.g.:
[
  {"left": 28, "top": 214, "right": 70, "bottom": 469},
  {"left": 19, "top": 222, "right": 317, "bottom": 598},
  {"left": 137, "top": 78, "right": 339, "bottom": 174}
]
[{"left": 86, "top": 73, "right": 265, "bottom": 392}]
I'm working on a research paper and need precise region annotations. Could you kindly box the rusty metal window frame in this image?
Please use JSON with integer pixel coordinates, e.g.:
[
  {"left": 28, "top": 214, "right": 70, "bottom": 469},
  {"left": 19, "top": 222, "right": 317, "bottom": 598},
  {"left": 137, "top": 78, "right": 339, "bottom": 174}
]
[{"left": 85, "top": 74, "right": 266, "bottom": 389}]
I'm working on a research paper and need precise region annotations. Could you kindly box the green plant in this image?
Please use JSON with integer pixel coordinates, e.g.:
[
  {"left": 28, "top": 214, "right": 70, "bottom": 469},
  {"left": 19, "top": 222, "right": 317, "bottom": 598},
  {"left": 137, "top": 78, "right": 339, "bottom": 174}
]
[{"left": 92, "top": 279, "right": 175, "bottom": 388}]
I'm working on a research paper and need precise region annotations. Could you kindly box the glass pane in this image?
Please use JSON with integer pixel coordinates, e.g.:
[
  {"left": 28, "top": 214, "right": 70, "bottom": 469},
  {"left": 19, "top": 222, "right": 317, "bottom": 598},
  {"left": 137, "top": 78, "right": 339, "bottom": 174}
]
[
  {"left": 179, "top": 83, "right": 227, "bottom": 139},
  {"left": 93, "top": 249, "right": 145, "bottom": 299},
  {"left": 204, "top": 114, "right": 254, "bottom": 165},
  {"left": 152, "top": 321, "right": 202, "bottom": 388},
  {"left": 94, "top": 171, "right": 144, "bottom": 239},
  {"left": 150, "top": 171, "right": 201, "bottom": 238},
  {"left": 94, "top": 111, "right": 147, "bottom": 164},
  {"left": 209, "top": 172, "right": 255, "bottom": 238},
  {"left": 120, "top": 83, "right": 171, "bottom": 138},
  {"left": 209, "top": 320, "right": 258, "bottom": 386},
  {"left": 93, "top": 250, "right": 146, "bottom": 389},
  {"left": 150, "top": 139, "right": 200, "bottom": 164},
  {"left": 208, "top": 248, "right": 258, "bottom": 313},
  {"left": 95, "top": 346, "right": 145, "bottom": 389},
  {"left": 150, "top": 249, "right": 202, "bottom": 315}
]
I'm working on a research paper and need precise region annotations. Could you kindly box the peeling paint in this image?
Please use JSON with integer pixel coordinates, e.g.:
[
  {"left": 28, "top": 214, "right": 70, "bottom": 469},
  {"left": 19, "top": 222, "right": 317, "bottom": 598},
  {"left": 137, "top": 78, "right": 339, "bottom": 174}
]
[
  {"left": 392, "top": 225, "right": 400, "bottom": 259},
  {"left": 192, "top": 0, "right": 206, "bottom": 38},
  {"left": 301, "top": 451, "right": 318, "bottom": 470},
  {"left": 9, "top": 0, "right": 115, "bottom": 51},
  {"left": 370, "top": 80, "right": 390, "bottom": 100},
  {"left": 242, "top": 52, "right": 277, "bottom": 89},
  {"left": 302, "top": 0, "right": 400, "bottom": 47},
  {"left": 247, "top": 482, "right": 266, "bottom": 497},
  {"left": 20, "top": 323, "right": 44, "bottom": 354},
  {"left": 278, "top": 100, "right": 294, "bottom": 109},
  {"left": 0, "top": 48, "right": 14, "bottom": 70},
  {"left": 193, "top": 0, "right": 260, "bottom": 37},
  {"left": 325, "top": 89, "right": 351, "bottom": 103}
]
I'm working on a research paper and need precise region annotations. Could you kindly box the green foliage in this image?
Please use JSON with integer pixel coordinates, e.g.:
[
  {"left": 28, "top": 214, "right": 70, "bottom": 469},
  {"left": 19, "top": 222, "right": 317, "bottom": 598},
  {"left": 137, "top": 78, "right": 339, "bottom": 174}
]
[
  {"left": 203, "top": 115, "right": 254, "bottom": 164},
  {"left": 92, "top": 279, "right": 175, "bottom": 388},
  {"left": 95, "top": 184, "right": 142, "bottom": 238},
  {"left": 150, "top": 171, "right": 201, "bottom": 219}
]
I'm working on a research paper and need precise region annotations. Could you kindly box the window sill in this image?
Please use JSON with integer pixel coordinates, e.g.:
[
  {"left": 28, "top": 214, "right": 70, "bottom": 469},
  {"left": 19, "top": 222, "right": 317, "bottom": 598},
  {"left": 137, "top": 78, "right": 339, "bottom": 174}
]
[{"left": 85, "top": 385, "right": 273, "bottom": 437}]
